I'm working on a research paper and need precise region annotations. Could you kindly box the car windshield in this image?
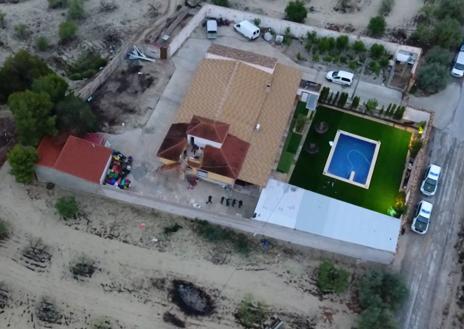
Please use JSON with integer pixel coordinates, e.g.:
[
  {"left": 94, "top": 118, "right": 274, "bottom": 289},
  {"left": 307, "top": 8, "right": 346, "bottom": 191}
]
[
  {"left": 332, "top": 71, "right": 339, "bottom": 78},
  {"left": 455, "top": 63, "right": 464, "bottom": 70},
  {"left": 414, "top": 216, "right": 429, "bottom": 232},
  {"left": 424, "top": 178, "right": 437, "bottom": 191}
]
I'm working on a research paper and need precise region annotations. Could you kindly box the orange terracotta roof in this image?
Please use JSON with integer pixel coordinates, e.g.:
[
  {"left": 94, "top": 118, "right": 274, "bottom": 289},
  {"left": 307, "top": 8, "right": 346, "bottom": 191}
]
[
  {"left": 187, "top": 115, "right": 229, "bottom": 144},
  {"left": 157, "top": 123, "right": 188, "bottom": 161},
  {"left": 174, "top": 57, "right": 302, "bottom": 186},
  {"left": 38, "top": 135, "right": 112, "bottom": 184},
  {"left": 201, "top": 134, "right": 249, "bottom": 179}
]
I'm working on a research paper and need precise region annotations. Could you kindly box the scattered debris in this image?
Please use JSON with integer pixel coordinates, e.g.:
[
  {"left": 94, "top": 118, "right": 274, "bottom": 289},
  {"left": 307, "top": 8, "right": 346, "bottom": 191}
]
[
  {"left": 128, "top": 45, "right": 155, "bottom": 62},
  {"left": 36, "top": 298, "right": 63, "bottom": 324},
  {"left": 171, "top": 280, "right": 214, "bottom": 316},
  {"left": 162, "top": 311, "right": 186, "bottom": 328}
]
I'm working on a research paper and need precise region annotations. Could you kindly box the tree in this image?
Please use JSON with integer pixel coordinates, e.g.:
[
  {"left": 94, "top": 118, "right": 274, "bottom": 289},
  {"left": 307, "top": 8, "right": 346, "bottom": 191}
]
[
  {"left": 370, "top": 43, "right": 386, "bottom": 59},
  {"left": 365, "top": 99, "right": 378, "bottom": 112},
  {"left": 358, "top": 306, "right": 397, "bottom": 329},
  {"left": 336, "top": 35, "right": 349, "bottom": 50},
  {"left": 285, "top": 0, "right": 307, "bottom": 23},
  {"left": 416, "top": 62, "right": 449, "bottom": 94},
  {"left": 353, "top": 40, "right": 366, "bottom": 53},
  {"left": 424, "top": 46, "right": 452, "bottom": 66},
  {"left": 8, "top": 91, "right": 56, "bottom": 146},
  {"left": 32, "top": 74, "right": 69, "bottom": 103},
  {"left": 55, "top": 196, "right": 79, "bottom": 219},
  {"left": 367, "top": 16, "right": 386, "bottom": 37},
  {"left": 0, "top": 50, "right": 52, "bottom": 103},
  {"left": 68, "top": 0, "right": 85, "bottom": 20},
  {"left": 433, "top": 17, "right": 461, "bottom": 49},
  {"left": 7, "top": 144, "right": 38, "bottom": 184},
  {"left": 317, "top": 260, "right": 350, "bottom": 294},
  {"left": 351, "top": 96, "right": 360, "bottom": 109},
  {"left": 337, "top": 92, "right": 349, "bottom": 108},
  {"left": 358, "top": 270, "right": 408, "bottom": 311},
  {"left": 36, "top": 36, "right": 50, "bottom": 51},
  {"left": 55, "top": 95, "right": 97, "bottom": 135},
  {"left": 59, "top": 20, "right": 78, "bottom": 43},
  {"left": 435, "top": 0, "right": 464, "bottom": 24}
]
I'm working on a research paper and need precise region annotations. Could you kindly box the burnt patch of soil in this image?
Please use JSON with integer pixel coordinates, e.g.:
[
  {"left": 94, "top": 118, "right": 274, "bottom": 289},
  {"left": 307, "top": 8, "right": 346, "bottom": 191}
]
[
  {"left": 21, "top": 239, "right": 52, "bottom": 272},
  {"left": 0, "top": 283, "right": 9, "bottom": 311},
  {"left": 171, "top": 280, "right": 214, "bottom": 316},
  {"left": 162, "top": 311, "right": 186, "bottom": 328},
  {"left": 36, "top": 298, "right": 63, "bottom": 324},
  {"left": 70, "top": 257, "right": 98, "bottom": 279}
]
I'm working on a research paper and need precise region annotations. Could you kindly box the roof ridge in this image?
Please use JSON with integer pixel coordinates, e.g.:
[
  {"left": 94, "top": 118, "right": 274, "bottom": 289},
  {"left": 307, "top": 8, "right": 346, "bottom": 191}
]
[{"left": 53, "top": 135, "right": 74, "bottom": 167}]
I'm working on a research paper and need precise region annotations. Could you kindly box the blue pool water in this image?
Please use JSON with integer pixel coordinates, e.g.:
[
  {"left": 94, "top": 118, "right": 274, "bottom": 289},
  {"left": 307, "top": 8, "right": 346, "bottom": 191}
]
[{"left": 327, "top": 133, "right": 376, "bottom": 184}]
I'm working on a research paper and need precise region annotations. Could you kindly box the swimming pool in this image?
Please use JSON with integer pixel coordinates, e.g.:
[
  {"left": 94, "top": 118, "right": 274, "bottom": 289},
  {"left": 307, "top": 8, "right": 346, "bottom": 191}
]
[{"left": 323, "top": 130, "right": 380, "bottom": 189}]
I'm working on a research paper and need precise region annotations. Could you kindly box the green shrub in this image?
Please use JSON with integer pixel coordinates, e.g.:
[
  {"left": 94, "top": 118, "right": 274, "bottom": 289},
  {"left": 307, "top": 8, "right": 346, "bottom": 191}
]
[
  {"left": 332, "top": 91, "right": 340, "bottom": 105},
  {"left": 312, "top": 53, "right": 320, "bottom": 62},
  {"left": 424, "top": 46, "right": 452, "bottom": 66},
  {"left": 351, "top": 96, "right": 360, "bottom": 109},
  {"left": 163, "top": 223, "right": 183, "bottom": 235},
  {"left": 14, "top": 24, "right": 31, "bottom": 40},
  {"left": 0, "top": 219, "right": 9, "bottom": 241},
  {"left": 305, "top": 31, "right": 318, "bottom": 51},
  {"left": 337, "top": 92, "right": 349, "bottom": 108},
  {"left": 393, "top": 191, "right": 407, "bottom": 217},
  {"left": 319, "top": 86, "right": 330, "bottom": 102},
  {"left": 318, "top": 36, "right": 335, "bottom": 53},
  {"left": 7, "top": 144, "right": 38, "bottom": 184},
  {"left": 35, "top": 36, "right": 50, "bottom": 51},
  {"left": 433, "top": 17, "right": 461, "bottom": 49},
  {"left": 358, "top": 270, "right": 408, "bottom": 311},
  {"left": 212, "top": 0, "right": 229, "bottom": 7},
  {"left": 68, "top": 51, "right": 107, "bottom": 80},
  {"left": 379, "top": 0, "right": 395, "bottom": 17},
  {"left": 283, "top": 27, "right": 293, "bottom": 46},
  {"left": 59, "top": 20, "right": 77, "bottom": 43},
  {"left": 68, "top": 0, "right": 85, "bottom": 20},
  {"left": 416, "top": 62, "right": 448, "bottom": 94},
  {"left": 55, "top": 196, "right": 79, "bottom": 219},
  {"left": 0, "top": 11, "right": 6, "bottom": 29},
  {"left": 365, "top": 99, "right": 378, "bottom": 112},
  {"left": 236, "top": 295, "right": 268, "bottom": 328},
  {"left": 253, "top": 18, "right": 261, "bottom": 26},
  {"left": 352, "top": 40, "right": 366, "bottom": 53},
  {"left": 370, "top": 43, "right": 386, "bottom": 59},
  {"left": 336, "top": 35, "right": 349, "bottom": 50},
  {"left": 48, "top": 0, "right": 68, "bottom": 9},
  {"left": 285, "top": 0, "right": 307, "bottom": 23},
  {"left": 358, "top": 306, "right": 397, "bottom": 329},
  {"left": 317, "top": 260, "right": 350, "bottom": 294},
  {"left": 369, "top": 61, "right": 381, "bottom": 75},
  {"left": 348, "top": 60, "right": 359, "bottom": 70},
  {"left": 409, "top": 138, "right": 423, "bottom": 158},
  {"left": 296, "top": 52, "right": 305, "bottom": 61},
  {"left": 367, "top": 16, "right": 386, "bottom": 37},
  {"left": 393, "top": 105, "right": 405, "bottom": 120}
]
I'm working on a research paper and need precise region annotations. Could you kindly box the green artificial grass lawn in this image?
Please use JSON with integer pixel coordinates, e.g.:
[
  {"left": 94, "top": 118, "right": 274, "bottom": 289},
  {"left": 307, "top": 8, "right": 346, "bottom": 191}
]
[
  {"left": 289, "top": 106, "right": 411, "bottom": 214},
  {"left": 276, "top": 102, "right": 308, "bottom": 173}
]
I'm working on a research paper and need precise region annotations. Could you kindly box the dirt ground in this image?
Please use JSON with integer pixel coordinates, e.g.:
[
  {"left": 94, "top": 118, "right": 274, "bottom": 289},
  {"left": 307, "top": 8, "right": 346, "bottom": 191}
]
[{"left": 0, "top": 165, "right": 367, "bottom": 328}]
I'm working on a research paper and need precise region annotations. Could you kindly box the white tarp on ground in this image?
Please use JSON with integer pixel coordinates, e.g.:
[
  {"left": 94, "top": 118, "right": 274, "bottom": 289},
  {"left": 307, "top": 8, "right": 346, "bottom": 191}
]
[{"left": 254, "top": 179, "right": 401, "bottom": 253}]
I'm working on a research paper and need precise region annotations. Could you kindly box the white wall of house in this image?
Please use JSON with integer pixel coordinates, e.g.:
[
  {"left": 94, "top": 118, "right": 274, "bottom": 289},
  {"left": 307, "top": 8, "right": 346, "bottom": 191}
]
[
  {"left": 35, "top": 166, "right": 101, "bottom": 194},
  {"left": 188, "top": 134, "right": 222, "bottom": 149}
]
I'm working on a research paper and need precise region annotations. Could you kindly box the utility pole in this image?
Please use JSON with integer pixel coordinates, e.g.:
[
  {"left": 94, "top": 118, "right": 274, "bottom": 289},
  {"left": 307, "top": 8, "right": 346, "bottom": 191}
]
[{"left": 351, "top": 57, "right": 368, "bottom": 100}]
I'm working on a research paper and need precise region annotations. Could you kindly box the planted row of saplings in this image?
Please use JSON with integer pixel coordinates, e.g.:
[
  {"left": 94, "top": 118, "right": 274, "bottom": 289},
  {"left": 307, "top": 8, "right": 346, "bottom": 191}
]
[{"left": 318, "top": 86, "right": 405, "bottom": 120}]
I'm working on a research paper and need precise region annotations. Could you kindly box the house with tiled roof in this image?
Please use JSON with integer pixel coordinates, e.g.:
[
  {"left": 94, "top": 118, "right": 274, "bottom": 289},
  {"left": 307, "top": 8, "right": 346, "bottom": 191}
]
[
  {"left": 157, "top": 45, "right": 302, "bottom": 187},
  {"left": 36, "top": 134, "right": 113, "bottom": 192}
]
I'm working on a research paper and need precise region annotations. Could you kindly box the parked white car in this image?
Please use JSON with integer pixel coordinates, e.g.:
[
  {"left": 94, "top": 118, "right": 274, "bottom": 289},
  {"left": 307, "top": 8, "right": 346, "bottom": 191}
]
[
  {"left": 420, "top": 164, "right": 441, "bottom": 196},
  {"left": 411, "top": 201, "right": 433, "bottom": 235},
  {"left": 325, "top": 70, "right": 354, "bottom": 86},
  {"left": 451, "top": 44, "right": 464, "bottom": 78}
]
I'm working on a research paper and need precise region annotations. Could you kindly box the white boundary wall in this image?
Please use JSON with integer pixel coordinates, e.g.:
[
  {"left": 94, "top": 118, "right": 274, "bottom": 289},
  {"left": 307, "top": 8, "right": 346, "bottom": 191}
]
[{"left": 168, "top": 4, "right": 422, "bottom": 70}]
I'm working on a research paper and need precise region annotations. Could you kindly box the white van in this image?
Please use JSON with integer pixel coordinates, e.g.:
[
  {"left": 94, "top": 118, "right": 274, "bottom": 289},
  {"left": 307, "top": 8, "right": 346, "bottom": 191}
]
[
  {"left": 451, "top": 44, "right": 464, "bottom": 78},
  {"left": 233, "top": 20, "right": 260, "bottom": 40},
  {"left": 325, "top": 70, "right": 354, "bottom": 86}
]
